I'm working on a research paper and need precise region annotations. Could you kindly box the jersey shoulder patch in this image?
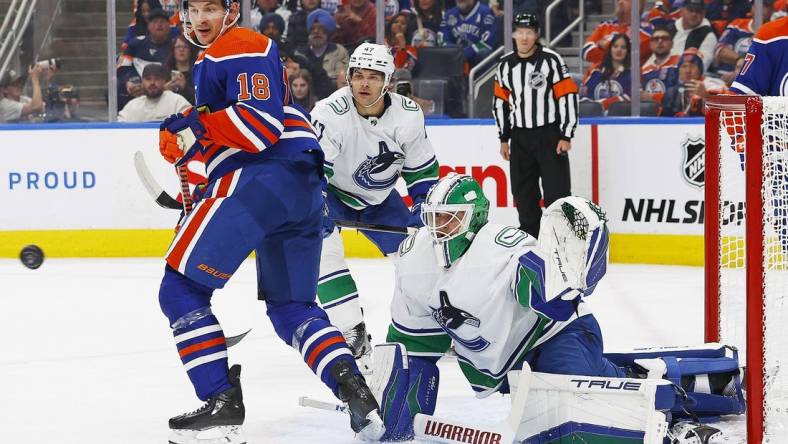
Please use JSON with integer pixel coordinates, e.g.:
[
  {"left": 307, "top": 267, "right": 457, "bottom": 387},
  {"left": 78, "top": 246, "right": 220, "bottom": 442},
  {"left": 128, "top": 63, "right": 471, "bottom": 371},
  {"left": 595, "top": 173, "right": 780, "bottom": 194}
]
[{"left": 493, "top": 226, "right": 529, "bottom": 248}]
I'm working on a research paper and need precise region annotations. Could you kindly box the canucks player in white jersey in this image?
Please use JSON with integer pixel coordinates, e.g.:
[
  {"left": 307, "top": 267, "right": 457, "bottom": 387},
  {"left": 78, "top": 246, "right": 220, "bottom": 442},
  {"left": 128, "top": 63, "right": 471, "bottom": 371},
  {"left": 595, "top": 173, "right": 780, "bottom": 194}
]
[
  {"left": 310, "top": 43, "right": 439, "bottom": 369},
  {"left": 372, "top": 174, "right": 746, "bottom": 441}
]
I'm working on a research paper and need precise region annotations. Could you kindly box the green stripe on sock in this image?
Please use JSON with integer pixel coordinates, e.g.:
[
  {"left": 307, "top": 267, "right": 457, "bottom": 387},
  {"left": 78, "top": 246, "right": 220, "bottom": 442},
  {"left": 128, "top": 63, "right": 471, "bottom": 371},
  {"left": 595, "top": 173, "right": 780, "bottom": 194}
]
[{"left": 317, "top": 274, "right": 358, "bottom": 304}]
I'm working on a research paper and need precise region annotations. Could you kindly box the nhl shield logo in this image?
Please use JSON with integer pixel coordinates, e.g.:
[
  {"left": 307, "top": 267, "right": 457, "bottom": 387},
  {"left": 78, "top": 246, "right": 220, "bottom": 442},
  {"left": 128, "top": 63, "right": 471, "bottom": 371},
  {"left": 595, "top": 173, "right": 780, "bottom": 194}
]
[
  {"left": 529, "top": 72, "right": 546, "bottom": 89},
  {"left": 681, "top": 136, "right": 705, "bottom": 188}
]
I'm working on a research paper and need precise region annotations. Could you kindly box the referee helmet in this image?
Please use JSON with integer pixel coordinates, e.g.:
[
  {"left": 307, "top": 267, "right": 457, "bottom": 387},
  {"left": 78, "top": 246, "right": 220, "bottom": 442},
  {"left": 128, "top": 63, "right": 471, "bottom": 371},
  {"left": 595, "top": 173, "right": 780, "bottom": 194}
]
[{"left": 512, "top": 13, "right": 540, "bottom": 32}]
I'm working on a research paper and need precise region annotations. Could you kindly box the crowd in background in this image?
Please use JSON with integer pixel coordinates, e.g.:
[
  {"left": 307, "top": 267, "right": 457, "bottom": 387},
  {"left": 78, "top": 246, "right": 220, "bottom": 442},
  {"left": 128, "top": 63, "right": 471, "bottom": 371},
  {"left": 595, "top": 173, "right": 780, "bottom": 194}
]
[
  {"left": 0, "top": 0, "right": 783, "bottom": 123},
  {"left": 580, "top": 0, "right": 787, "bottom": 116}
]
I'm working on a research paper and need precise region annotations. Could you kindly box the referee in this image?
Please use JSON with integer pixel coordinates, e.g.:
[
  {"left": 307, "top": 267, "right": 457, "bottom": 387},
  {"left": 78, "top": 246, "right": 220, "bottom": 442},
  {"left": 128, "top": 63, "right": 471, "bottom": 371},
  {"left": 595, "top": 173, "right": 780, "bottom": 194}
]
[{"left": 493, "top": 13, "right": 579, "bottom": 238}]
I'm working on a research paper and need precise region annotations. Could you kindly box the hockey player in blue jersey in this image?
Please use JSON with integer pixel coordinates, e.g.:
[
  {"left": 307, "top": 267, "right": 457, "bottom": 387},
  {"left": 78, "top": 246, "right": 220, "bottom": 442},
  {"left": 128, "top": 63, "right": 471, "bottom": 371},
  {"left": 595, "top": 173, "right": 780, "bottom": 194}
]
[
  {"left": 730, "top": 15, "right": 788, "bottom": 96},
  {"left": 438, "top": 0, "right": 498, "bottom": 66},
  {"left": 156, "top": 1, "right": 384, "bottom": 442}
]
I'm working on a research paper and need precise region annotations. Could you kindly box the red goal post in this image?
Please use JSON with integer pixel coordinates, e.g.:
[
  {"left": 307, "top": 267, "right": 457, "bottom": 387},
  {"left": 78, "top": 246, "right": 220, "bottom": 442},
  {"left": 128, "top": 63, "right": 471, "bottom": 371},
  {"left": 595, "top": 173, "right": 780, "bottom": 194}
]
[{"left": 704, "top": 95, "right": 788, "bottom": 444}]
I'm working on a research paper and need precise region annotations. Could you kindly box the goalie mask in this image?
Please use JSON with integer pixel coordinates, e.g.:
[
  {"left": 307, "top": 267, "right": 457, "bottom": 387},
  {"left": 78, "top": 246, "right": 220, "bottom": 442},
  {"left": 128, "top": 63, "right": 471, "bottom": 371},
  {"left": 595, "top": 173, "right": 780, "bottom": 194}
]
[
  {"left": 180, "top": 0, "right": 240, "bottom": 48},
  {"left": 347, "top": 43, "right": 395, "bottom": 108},
  {"left": 421, "top": 173, "right": 490, "bottom": 268},
  {"left": 537, "top": 196, "right": 609, "bottom": 296}
]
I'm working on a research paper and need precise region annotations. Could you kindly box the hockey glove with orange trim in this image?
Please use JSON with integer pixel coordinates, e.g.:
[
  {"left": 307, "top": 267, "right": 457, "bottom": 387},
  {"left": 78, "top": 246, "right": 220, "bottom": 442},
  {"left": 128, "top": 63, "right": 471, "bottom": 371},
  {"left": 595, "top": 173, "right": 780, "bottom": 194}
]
[{"left": 159, "top": 107, "right": 206, "bottom": 164}]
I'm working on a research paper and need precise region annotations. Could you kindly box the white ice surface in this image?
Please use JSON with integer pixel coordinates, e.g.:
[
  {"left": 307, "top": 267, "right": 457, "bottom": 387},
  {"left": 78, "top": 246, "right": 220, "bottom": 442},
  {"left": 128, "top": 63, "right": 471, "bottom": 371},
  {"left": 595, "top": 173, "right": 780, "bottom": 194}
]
[{"left": 1, "top": 258, "right": 745, "bottom": 443}]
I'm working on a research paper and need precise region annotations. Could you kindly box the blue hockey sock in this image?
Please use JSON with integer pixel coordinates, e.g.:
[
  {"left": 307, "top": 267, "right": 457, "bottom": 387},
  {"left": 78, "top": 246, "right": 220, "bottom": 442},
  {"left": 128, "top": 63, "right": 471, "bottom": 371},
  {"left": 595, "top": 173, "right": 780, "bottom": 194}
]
[
  {"left": 160, "top": 265, "right": 231, "bottom": 401},
  {"left": 267, "top": 301, "right": 358, "bottom": 396}
]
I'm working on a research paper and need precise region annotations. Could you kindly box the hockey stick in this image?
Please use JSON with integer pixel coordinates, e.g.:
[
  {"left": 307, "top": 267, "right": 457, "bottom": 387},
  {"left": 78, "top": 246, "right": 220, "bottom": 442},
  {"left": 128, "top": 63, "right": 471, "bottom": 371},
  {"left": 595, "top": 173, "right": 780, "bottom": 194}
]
[
  {"left": 298, "top": 365, "right": 531, "bottom": 444},
  {"left": 225, "top": 329, "right": 252, "bottom": 348},
  {"left": 134, "top": 151, "right": 411, "bottom": 234},
  {"left": 134, "top": 151, "right": 183, "bottom": 210}
]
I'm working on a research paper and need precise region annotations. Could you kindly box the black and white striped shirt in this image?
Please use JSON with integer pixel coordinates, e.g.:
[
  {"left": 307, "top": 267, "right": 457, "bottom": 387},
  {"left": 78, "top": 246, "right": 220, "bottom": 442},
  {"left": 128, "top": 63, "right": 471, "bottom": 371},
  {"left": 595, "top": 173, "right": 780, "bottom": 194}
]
[{"left": 493, "top": 45, "right": 579, "bottom": 142}]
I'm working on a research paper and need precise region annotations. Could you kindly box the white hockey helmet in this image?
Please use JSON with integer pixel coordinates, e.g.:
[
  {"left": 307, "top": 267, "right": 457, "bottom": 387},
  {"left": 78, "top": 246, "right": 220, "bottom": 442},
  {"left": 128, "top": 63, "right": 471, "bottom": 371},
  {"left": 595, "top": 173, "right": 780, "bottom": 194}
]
[
  {"left": 346, "top": 42, "right": 396, "bottom": 89},
  {"left": 537, "top": 196, "right": 609, "bottom": 297}
]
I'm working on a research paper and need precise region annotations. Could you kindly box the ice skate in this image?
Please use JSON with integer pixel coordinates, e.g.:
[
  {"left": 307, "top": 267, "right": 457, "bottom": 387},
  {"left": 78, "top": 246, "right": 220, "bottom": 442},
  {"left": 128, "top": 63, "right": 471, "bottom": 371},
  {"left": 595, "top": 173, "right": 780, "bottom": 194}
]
[
  {"left": 168, "top": 365, "right": 246, "bottom": 444},
  {"left": 343, "top": 321, "right": 373, "bottom": 374},
  {"left": 331, "top": 359, "right": 385, "bottom": 440}
]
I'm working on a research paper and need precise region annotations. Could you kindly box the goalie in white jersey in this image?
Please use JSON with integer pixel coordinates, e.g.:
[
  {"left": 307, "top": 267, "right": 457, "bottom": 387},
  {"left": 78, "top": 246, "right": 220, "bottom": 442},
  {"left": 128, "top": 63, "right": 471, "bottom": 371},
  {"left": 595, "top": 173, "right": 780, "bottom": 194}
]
[
  {"left": 309, "top": 43, "right": 440, "bottom": 367},
  {"left": 372, "top": 174, "right": 746, "bottom": 442}
]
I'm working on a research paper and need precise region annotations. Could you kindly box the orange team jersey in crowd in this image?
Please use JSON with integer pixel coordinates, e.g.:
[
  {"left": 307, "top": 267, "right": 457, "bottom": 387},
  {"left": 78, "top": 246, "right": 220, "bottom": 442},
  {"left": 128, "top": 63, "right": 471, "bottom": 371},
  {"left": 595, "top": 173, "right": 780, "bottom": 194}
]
[{"left": 582, "top": 20, "right": 654, "bottom": 66}]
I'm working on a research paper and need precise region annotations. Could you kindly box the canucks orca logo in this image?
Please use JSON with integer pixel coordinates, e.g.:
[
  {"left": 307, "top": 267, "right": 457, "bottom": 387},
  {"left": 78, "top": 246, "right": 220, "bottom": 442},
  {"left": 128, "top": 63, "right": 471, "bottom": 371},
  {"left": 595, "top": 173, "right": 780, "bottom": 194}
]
[
  {"left": 352, "top": 141, "right": 405, "bottom": 190},
  {"left": 430, "top": 291, "right": 490, "bottom": 352}
]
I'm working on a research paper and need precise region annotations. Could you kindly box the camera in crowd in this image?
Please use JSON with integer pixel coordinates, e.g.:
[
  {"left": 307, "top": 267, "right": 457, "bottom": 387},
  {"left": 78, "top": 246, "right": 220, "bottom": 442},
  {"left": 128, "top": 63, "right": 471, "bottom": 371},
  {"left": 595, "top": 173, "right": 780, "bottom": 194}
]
[{"left": 36, "top": 58, "right": 61, "bottom": 70}]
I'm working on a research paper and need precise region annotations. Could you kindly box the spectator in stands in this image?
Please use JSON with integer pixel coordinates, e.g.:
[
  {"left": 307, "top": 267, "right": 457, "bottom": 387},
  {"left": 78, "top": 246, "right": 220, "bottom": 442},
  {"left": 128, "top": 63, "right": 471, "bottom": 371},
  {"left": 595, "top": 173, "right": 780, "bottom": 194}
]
[
  {"left": 581, "top": 33, "right": 632, "bottom": 111},
  {"left": 0, "top": 66, "right": 44, "bottom": 123},
  {"left": 335, "top": 63, "right": 348, "bottom": 89},
  {"left": 662, "top": 48, "right": 727, "bottom": 116},
  {"left": 406, "top": 0, "right": 442, "bottom": 47},
  {"left": 118, "top": 64, "right": 191, "bottom": 122},
  {"left": 391, "top": 68, "right": 435, "bottom": 113},
  {"left": 260, "top": 12, "right": 293, "bottom": 55},
  {"left": 387, "top": 13, "right": 418, "bottom": 71},
  {"left": 296, "top": 9, "right": 349, "bottom": 96},
  {"left": 117, "top": 8, "right": 176, "bottom": 109},
  {"left": 641, "top": 26, "right": 679, "bottom": 107},
  {"left": 671, "top": 0, "right": 717, "bottom": 73},
  {"left": 333, "top": 0, "right": 377, "bottom": 48},
  {"left": 645, "top": 0, "right": 676, "bottom": 29},
  {"left": 438, "top": 0, "right": 497, "bottom": 66},
  {"left": 290, "top": 69, "right": 316, "bottom": 110},
  {"left": 164, "top": 35, "right": 197, "bottom": 104},
  {"left": 250, "top": 0, "right": 292, "bottom": 34},
  {"left": 123, "top": 0, "right": 163, "bottom": 51},
  {"left": 39, "top": 62, "right": 82, "bottom": 122},
  {"left": 715, "top": 0, "right": 774, "bottom": 73},
  {"left": 706, "top": 0, "right": 751, "bottom": 35},
  {"left": 384, "top": 0, "right": 413, "bottom": 20},
  {"left": 583, "top": 0, "right": 652, "bottom": 66},
  {"left": 286, "top": 0, "right": 322, "bottom": 49}
]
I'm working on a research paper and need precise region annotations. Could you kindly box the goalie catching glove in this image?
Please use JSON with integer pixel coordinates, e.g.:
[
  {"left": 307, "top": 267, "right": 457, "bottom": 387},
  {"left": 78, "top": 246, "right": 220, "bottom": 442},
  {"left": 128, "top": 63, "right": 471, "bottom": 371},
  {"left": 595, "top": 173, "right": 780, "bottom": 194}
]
[{"left": 159, "top": 106, "right": 208, "bottom": 164}]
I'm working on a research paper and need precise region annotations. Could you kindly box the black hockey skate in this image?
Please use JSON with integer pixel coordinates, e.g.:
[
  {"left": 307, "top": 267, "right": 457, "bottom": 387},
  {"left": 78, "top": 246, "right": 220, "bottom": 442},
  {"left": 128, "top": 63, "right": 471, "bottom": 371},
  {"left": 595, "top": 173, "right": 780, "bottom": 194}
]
[
  {"left": 168, "top": 364, "right": 246, "bottom": 444},
  {"left": 343, "top": 322, "right": 373, "bottom": 374},
  {"left": 331, "top": 359, "right": 385, "bottom": 440}
]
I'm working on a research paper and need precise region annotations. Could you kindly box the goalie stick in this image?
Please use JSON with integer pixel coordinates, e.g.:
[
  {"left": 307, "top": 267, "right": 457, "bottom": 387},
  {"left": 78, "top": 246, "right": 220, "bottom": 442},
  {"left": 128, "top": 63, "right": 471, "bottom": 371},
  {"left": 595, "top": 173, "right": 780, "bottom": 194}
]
[
  {"left": 298, "top": 364, "right": 530, "bottom": 444},
  {"left": 133, "top": 151, "right": 410, "bottom": 234}
]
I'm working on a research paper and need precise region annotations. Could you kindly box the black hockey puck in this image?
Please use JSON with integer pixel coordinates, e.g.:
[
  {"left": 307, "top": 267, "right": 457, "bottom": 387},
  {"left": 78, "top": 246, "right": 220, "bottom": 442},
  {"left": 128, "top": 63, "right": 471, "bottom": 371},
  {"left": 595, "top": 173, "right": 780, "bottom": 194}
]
[{"left": 20, "top": 245, "right": 44, "bottom": 270}]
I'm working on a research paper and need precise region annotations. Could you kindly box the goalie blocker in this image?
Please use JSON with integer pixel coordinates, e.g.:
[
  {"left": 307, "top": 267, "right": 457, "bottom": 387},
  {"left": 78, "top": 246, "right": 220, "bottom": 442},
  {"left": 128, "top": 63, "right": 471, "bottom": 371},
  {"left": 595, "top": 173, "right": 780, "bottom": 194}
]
[{"left": 371, "top": 343, "right": 744, "bottom": 443}]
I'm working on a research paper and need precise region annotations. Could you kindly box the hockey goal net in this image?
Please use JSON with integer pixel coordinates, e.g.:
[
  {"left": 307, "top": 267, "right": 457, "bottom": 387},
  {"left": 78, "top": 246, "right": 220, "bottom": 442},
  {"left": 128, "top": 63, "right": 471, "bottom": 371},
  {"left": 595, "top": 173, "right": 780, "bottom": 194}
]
[{"left": 705, "top": 95, "right": 788, "bottom": 444}]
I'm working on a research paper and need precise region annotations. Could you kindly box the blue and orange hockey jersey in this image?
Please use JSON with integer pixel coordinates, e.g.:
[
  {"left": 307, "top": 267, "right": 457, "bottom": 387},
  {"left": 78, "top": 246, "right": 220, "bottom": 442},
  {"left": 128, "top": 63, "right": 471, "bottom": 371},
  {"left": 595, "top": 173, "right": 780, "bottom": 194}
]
[
  {"left": 580, "top": 65, "right": 632, "bottom": 110},
  {"left": 731, "top": 16, "right": 788, "bottom": 96},
  {"left": 192, "top": 27, "right": 321, "bottom": 181},
  {"left": 715, "top": 18, "right": 755, "bottom": 72},
  {"left": 641, "top": 54, "right": 680, "bottom": 105}
]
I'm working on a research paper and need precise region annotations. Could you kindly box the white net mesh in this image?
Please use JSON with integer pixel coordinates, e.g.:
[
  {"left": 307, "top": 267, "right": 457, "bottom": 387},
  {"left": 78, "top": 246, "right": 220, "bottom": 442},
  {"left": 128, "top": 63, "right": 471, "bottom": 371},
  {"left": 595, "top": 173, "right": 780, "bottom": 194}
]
[
  {"left": 715, "top": 97, "right": 788, "bottom": 442},
  {"left": 761, "top": 97, "right": 788, "bottom": 441}
]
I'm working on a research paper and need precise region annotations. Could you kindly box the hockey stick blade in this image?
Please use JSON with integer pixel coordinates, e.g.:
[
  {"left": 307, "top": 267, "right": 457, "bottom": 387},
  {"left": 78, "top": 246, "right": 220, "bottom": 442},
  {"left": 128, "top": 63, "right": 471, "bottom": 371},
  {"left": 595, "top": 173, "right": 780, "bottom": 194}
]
[
  {"left": 225, "top": 329, "right": 252, "bottom": 348},
  {"left": 134, "top": 151, "right": 182, "bottom": 210}
]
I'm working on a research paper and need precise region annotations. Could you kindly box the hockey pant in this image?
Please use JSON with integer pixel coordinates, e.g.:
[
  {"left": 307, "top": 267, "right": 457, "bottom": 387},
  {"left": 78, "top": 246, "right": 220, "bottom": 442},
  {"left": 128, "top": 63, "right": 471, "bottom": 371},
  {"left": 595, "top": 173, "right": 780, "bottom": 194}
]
[
  {"left": 313, "top": 189, "right": 410, "bottom": 331},
  {"left": 159, "top": 155, "right": 359, "bottom": 401}
]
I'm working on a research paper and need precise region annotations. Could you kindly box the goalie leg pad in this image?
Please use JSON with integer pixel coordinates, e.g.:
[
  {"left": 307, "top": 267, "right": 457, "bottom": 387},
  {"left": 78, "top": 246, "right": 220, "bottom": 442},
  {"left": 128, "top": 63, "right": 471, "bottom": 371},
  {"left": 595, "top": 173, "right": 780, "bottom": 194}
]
[
  {"left": 369, "top": 343, "right": 440, "bottom": 441},
  {"left": 529, "top": 315, "right": 625, "bottom": 378},
  {"left": 605, "top": 344, "right": 745, "bottom": 419}
]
